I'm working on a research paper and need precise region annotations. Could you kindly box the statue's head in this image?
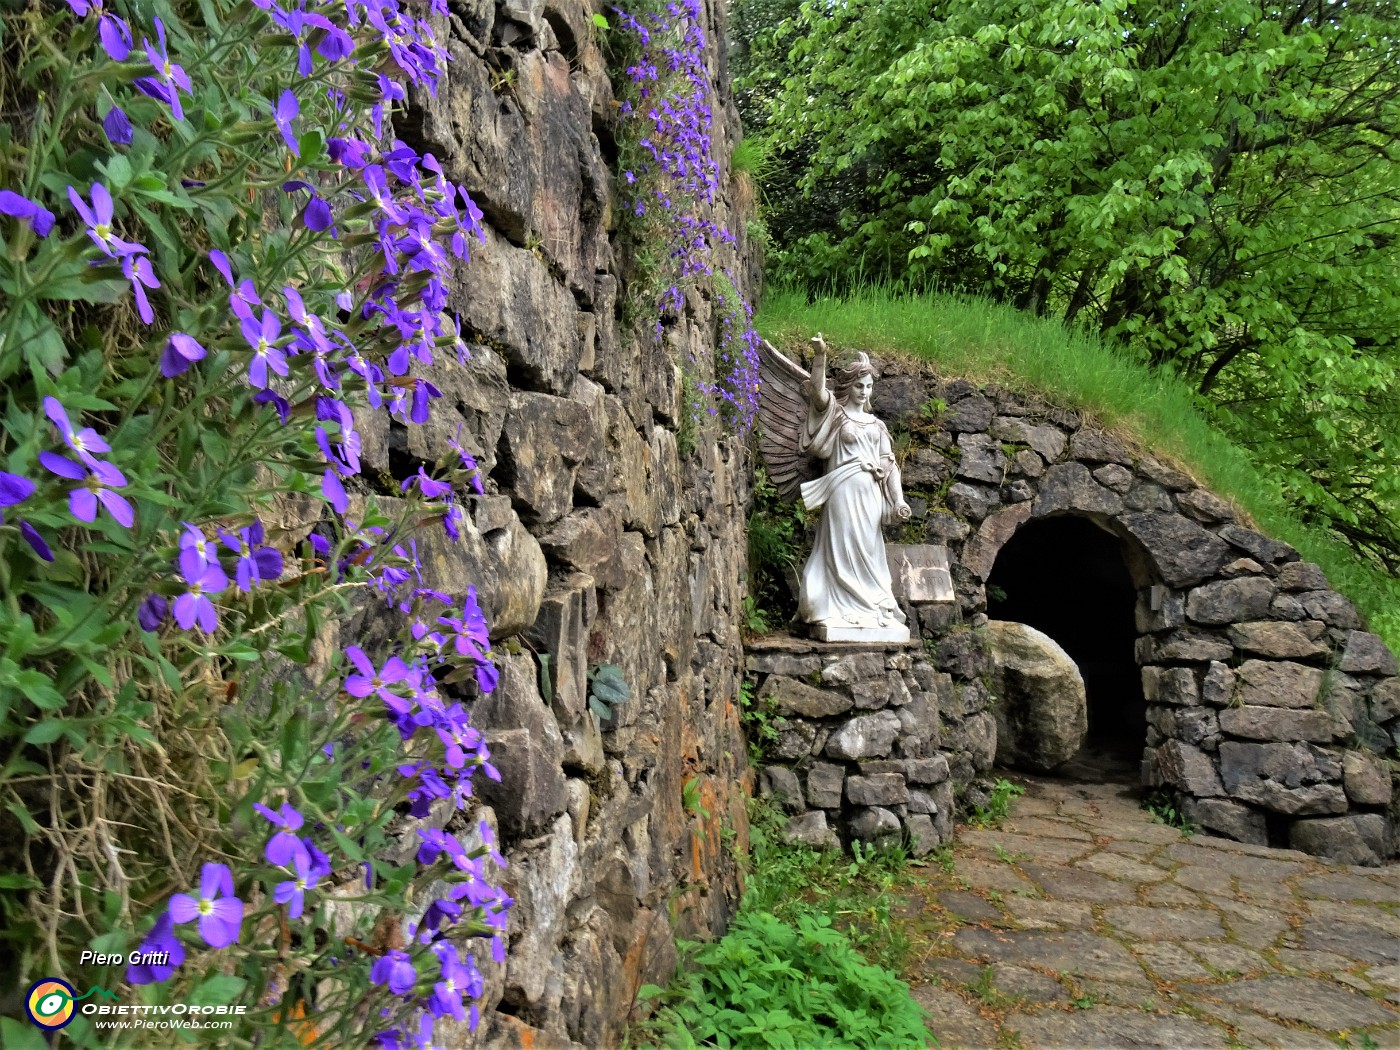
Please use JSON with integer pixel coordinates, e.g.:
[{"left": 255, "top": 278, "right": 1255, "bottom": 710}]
[{"left": 832, "top": 352, "right": 875, "bottom": 410}]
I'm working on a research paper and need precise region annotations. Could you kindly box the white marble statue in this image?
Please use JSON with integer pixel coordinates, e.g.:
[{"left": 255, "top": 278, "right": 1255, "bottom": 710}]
[{"left": 757, "top": 333, "right": 912, "bottom": 642}]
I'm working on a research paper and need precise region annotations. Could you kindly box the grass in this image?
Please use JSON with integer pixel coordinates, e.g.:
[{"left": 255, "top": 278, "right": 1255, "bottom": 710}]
[{"left": 757, "top": 285, "right": 1400, "bottom": 651}]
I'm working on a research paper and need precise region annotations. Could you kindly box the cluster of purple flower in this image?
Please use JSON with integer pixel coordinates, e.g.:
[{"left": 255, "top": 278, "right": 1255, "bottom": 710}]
[
  {"left": 614, "top": 2, "right": 761, "bottom": 431},
  {"left": 19, "top": 0, "right": 513, "bottom": 1042}
]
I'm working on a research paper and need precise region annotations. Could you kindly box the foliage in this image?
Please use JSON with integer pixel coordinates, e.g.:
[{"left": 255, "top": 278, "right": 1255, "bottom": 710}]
[
  {"left": 634, "top": 800, "right": 931, "bottom": 1048},
  {"left": 971, "top": 779, "right": 1025, "bottom": 829},
  {"left": 0, "top": 0, "right": 511, "bottom": 1044},
  {"left": 609, "top": 1, "right": 761, "bottom": 436},
  {"left": 636, "top": 910, "right": 930, "bottom": 1050},
  {"left": 745, "top": 465, "right": 805, "bottom": 630},
  {"left": 588, "top": 662, "right": 632, "bottom": 724},
  {"left": 752, "top": 0, "right": 1400, "bottom": 577},
  {"left": 1142, "top": 791, "right": 1196, "bottom": 835},
  {"left": 682, "top": 776, "right": 711, "bottom": 822},
  {"left": 737, "top": 677, "right": 780, "bottom": 763},
  {"left": 741, "top": 595, "right": 770, "bottom": 635},
  {"left": 758, "top": 287, "right": 1400, "bottom": 650}
]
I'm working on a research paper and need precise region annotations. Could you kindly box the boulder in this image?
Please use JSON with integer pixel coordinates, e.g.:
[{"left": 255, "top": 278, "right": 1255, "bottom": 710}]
[
  {"left": 1184, "top": 577, "right": 1276, "bottom": 625},
  {"left": 1227, "top": 621, "right": 1329, "bottom": 661},
  {"left": 758, "top": 675, "right": 853, "bottom": 719},
  {"left": 805, "top": 763, "right": 845, "bottom": 809},
  {"left": 1339, "top": 631, "right": 1399, "bottom": 676},
  {"left": 1236, "top": 660, "right": 1323, "bottom": 709},
  {"left": 1342, "top": 752, "right": 1393, "bottom": 806},
  {"left": 1120, "top": 512, "right": 1232, "bottom": 587},
  {"left": 1176, "top": 488, "right": 1236, "bottom": 524},
  {"left": 824, "top": 711, "right": 901, "bottom": 760},
  {"left": 784, "top": 811, "right": 840, "bottom": 850},
  {"left": 956, "top": 432, "right": 1005, "bottom": 484},
  {"left": 758, "top": 766, "right": 805, "bottom": 813},
  {"left": 1181, "top": 798, "right": 1267, "bottom": 845},
  {"left": 1277, "top": 562, "right": 1329, "bottom": 592},
  {"left": 1217, "top": 524, "right": 1297, "bottom": 565},
  {"left": 1031, "top": 462, "right": 1123, "bottom": 517},
  {"left": 1068, "top": 430, "right": 1132, "bottom": 465},
  {"left": 986, "top": 621, "right": 1088, "bottom": 772},
  {"left": 1289, "top": 815, "right": 1391, "bottom": 866},
  {"left": 1219, "top": 742, "right": 1347, "bottom": 815},
  {"left": 846, "top": 773, "right": 910, "bottom": 806},
  {"left": 849, "top": 806, "right": 902, "bottom": 846}
]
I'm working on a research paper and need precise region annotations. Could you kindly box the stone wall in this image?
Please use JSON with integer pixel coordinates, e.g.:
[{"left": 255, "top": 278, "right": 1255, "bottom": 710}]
[
  {"left": 755, "top": 354, "right": 1399, "bottom": 867},
  {"left": 333, "top": 1, "right": 760, "bottom": 1045}
]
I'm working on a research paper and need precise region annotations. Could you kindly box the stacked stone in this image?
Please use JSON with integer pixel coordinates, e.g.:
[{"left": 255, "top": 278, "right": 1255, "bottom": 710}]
[
  {"left": 865, "top": 356, "right": 1400, "bottom": 865},
  {"left": 747, "top": 637, "right": 983, "bottom": 856},
  {"left": 320, "top": 0, "right": 764, "bottom": 1045}
]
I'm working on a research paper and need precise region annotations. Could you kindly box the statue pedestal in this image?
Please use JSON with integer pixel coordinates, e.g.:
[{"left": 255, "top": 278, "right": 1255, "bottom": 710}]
[{"left": 811, "top": 624, "right": 910, "bottom": 644}]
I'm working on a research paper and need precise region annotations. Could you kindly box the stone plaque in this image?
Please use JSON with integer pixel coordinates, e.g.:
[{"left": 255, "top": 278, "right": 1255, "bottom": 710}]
[{"left": 886, "top": 544, "right": 955, "bottom": 603}]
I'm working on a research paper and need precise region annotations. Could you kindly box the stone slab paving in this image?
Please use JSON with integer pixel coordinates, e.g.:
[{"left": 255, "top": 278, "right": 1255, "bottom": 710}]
[{"left": 905, "top": 773, "right": 1400, "bottom": 1049}]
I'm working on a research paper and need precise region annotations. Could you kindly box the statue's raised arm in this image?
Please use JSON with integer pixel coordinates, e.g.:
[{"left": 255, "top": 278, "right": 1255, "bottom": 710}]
[{"left": 807, "top": 332, "right": 830, "bottom": 415}]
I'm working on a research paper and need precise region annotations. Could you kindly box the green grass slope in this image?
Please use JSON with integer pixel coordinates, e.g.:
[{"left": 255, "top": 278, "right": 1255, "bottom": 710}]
[{"left": 756, "top": 285, "right": 1400, "bottom": 651}]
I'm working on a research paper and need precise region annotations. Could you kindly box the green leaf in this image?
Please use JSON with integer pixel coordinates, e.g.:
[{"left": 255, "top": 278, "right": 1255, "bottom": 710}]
[
  {"left": 588, "top": 663, "right": 630, "bottom": 705},
  {"left": 189, "top": 974, "right": 246, "bottom": 1007},
  {"left": 23, "top": 720, "right": 69, "bottom": 744},
  {"left": 592, "top": 12, "right": 608, "bottom": 28},
  {"left": 1, "top": 1017, "right": 50, "bottom": 1050}
]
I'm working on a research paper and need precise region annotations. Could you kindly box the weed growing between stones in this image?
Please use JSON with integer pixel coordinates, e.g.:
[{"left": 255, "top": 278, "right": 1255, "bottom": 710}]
[
  {"left": 629, "top": 799, "right": 931, "bottom": 1046},
  {"left": 0, "top": 0, "right": 512, "bottom": 1043},
  {"left": 744, "top": 465, "right": 805, "bottom": 631},
  {"left": 971, "top": 778, "right": 1026, "bottom": 828},
  {"left": 1142, "top": 790, "right": 1196, "bottom": 835}
]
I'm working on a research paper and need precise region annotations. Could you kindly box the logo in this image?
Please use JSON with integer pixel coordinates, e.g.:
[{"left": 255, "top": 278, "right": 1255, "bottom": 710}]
[
  {"left": 26, "top": 978, "right": 78, "bottom": 1030},
  {"left": 25, "top": 979, "right": 117, "bottom": 1029}
]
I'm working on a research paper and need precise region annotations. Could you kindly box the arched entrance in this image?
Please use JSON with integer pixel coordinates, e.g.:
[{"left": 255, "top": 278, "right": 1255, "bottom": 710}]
[{"left": 985, "top": 515, "right": 1146, "bottom": 778}]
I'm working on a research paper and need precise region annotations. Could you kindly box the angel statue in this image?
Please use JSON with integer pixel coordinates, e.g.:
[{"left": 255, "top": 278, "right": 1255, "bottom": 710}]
[{"left": 757, "top": 333, "right": 913, "bottom": 642}]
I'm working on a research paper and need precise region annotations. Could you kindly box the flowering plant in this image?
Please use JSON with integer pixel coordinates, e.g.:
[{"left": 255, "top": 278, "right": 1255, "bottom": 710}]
[
  {"left": 0, "top": 0, "right": 510, "bottom": 1045},
  {"left": 610, "top": 0, "right": 761, "bottom": 438}
]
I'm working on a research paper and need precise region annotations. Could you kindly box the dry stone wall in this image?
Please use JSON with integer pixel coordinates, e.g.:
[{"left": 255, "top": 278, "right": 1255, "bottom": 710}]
[
  {"left": 755, "top": 354, "right": 1399, "bottom": 867},
  {"left": 323, "top": 1, "right": 761, "bottom": 1045}
]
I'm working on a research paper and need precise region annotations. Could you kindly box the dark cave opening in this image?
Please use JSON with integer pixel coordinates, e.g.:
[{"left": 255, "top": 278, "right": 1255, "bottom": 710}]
[{"left": 986, "top": 515, "right": 1147, "bottom": 777}]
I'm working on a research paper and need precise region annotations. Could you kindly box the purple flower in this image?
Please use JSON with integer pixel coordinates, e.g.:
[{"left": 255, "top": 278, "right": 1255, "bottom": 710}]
[
  {"left": 137, "top": 593, "right": 168, "bottom": 631},
  {"left": 67, "top": 183, "right": 144, "bottom": 258},
  {"left": 122, "top": 253, "right": 160, "bottom": 323},
  {"left": 240, "top": 310, "right": 287, "bottom": 388},
  {"left": 344, "top": 646, "right": 411, "bottom": 711},
  {"left": 37, "top": 451, "right": 133, "bottom": 527},
  {"left": 173, "top": 562, "right": 227, "bottom": 633},
  {"left": 0, "top": 190, "right": 55, "bottom": 237},
  {"left": 44, "top": 397, "right": 110, "bottom": 468},
  {"left": 273, "top": 850, "right": 322, "bottom": 919},
  {"left": 160, "top": 333, "right": 206, "bottom": 377},
  {"left": 126, "top": 911, "right": 185, "bottom": 985},
  {"left": 134, "top": 18, "right": 192, "bottom": 121},
  {"left": 19, "top": 522, "right": 52, "bottom": 561},
  {"left": 99, "top": 14, "right": 132, "bottom": 61},
  {"left": 0, "top": 471, "right": 34, "bottom": 508},
  {"left": 102, "top": 105, "right": 134, "bottom": 145},
  {"left": 428, "top": 943, "right": 477, "bottom": 1022},
  {"left": 209, "top": 250, "right": 260, "bottom": 320},
  {"left": 323, "top": 469, "right": 348, "bottom": 513},
  {"left": 274, "top": 90, "right": 300, "bottom": 156},
  {"left": 303, "top": 197, "right": 334, "bottom": 232},
  {"left": 252, "top": 801, "right": 307, "bottom": 866},
  {"left": 369, "top": 949, "right": 416, "bottom": 996},
  {"left": 178, "top": 522, "right": 216, "bottom": 581},
  {"left": 219, "top": 519, "right": 284, "bottom": 592},
  {"left": 169, "top": 863, "right": 243, "bottom": 948},
  {"left": 401, "top": 467, "right": 451, "bottom": 499}
]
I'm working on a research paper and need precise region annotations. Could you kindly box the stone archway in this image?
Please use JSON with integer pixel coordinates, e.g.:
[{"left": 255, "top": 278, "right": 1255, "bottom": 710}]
[
  {"left": 985, "top": 514, "right": 1147, "bottom": 777},
  {"left": 949, "top": 430, "right": 1399, "bottom": 861}
]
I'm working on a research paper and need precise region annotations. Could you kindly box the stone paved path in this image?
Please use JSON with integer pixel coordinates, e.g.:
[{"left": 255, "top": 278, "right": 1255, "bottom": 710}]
[{"left": 903, "top": 773, "right": 1400, "bottom": 1049}]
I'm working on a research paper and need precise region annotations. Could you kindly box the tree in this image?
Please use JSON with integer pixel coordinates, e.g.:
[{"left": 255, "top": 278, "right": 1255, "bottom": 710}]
[{"left": 757, "top": 0, "right": 1400, "bottom": 569}]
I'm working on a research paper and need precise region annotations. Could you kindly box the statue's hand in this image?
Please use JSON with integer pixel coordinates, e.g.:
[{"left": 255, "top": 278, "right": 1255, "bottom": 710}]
[{"left": 896, "top": 502, "right": 912, "bottom": 521}]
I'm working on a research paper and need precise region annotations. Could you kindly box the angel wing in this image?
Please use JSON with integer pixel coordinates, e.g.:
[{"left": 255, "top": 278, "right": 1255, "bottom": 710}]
[{"left": 756, "top": 338, "right": 821, "bottom": 500}]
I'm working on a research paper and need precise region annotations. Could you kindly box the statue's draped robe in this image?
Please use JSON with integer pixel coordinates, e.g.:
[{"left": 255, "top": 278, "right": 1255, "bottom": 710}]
[{"left": 797, "top": 396, "right": 908, "bottom": 629}]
